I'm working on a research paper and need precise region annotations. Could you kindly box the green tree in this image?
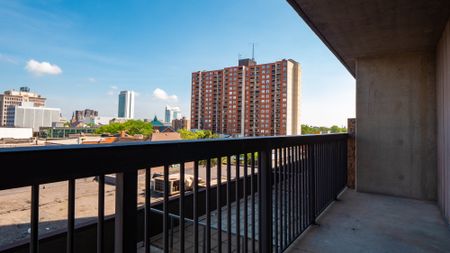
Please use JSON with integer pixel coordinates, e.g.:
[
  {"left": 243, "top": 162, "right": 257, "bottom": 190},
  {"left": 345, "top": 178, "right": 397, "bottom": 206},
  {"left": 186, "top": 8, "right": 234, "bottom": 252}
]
[
  {"left": 301, "top": 124, "right": 347, "bottom": 135},
  {"left": 178, "top": 129, "right": 198, "bottom": 140},
  {"left": 96, "top": 120, "right": 153, "bottom": 138},
  {"left": 301, "top": 124, "right": 321, "bottom": 134},
  {"left": 329, "top": 125, "right": 347, "bottom": 133},
  {"left": 178, "top": 129, "right": 219, "bottom": 140}
]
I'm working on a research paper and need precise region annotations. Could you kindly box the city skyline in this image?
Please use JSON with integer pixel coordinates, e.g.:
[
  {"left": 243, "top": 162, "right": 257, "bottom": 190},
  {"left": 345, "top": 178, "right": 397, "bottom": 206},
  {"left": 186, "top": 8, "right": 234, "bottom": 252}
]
[{"left": 0, "top": 1, "right": 355, "bottom": 126}]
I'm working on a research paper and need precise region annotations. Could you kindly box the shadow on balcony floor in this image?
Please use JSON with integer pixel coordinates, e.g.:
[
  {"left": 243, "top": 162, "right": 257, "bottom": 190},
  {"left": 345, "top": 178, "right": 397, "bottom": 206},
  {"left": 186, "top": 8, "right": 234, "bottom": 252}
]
[{"left": 286, "top": 189, "right": 450, "bottom": 253}]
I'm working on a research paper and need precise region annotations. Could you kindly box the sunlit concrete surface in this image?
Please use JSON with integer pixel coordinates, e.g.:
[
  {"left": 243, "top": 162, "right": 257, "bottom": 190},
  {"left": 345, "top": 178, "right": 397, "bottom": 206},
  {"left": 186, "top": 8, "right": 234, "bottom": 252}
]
[{"left": 286, "top": 189, "right": 450, "bottom": 253}]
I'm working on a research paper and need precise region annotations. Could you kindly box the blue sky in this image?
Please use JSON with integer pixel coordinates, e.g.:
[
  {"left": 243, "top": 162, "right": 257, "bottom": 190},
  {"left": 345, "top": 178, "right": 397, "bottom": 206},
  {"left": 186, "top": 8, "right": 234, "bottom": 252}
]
[{"left": 0, "top": 0, "right": 355, "bottom": 126}]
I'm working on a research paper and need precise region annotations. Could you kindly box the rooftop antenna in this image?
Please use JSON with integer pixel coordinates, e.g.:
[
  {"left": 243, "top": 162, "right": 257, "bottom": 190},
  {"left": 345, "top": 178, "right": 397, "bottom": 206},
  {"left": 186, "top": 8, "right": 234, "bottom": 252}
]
[
  {"left": 238, "top": 53, "right": 242, "bottom": 61},
  {"left": 251, "top": 43, "right": 255, "bottom": 61}
]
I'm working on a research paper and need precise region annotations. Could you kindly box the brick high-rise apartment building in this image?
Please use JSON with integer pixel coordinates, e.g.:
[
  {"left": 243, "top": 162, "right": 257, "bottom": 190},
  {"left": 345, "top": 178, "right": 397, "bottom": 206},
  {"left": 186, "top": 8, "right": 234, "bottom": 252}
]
[
  {"left": 191, "top": 59, "right": 301, "bottom": 136},
  {"left": 0, "top": 87, "right": 46, "bottom": 126}
]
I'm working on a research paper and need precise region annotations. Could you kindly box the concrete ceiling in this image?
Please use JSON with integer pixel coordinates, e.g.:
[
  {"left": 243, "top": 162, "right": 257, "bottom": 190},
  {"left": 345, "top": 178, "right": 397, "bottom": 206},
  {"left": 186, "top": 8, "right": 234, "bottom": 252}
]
[{"left": 287, "top": 0, "right": 450, "bottom": 76}]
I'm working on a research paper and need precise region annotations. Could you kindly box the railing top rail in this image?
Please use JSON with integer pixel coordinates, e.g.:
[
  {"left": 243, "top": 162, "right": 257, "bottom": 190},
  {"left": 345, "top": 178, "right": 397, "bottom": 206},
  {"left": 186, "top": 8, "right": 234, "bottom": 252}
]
[{"left": 0, "top": 133, "right": 347, "bottom": 190}]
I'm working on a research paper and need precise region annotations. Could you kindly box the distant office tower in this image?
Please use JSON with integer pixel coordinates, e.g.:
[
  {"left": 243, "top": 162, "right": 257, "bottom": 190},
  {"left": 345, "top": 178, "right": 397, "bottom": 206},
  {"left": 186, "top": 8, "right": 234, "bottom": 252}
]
[
  {"left": 7, "top": 102, "right": 60, "bottom": 132},
  {"left": 118, "top": 91, "right": 135, "bottom": 119},
  {"left": 191, "top": 59, "right": 301, "bottom": 136},
  {"left": 172, "top": 117, "right": 190, "bottom": 131},
  {"left": 164, "top": 105, "right": 181, "bottom": 123},
  {"left": 0, "top": 87, "right": 46, "bottom": 126},
  {"left": 71, "top": 109, "right": 98, "bottom": 123}
]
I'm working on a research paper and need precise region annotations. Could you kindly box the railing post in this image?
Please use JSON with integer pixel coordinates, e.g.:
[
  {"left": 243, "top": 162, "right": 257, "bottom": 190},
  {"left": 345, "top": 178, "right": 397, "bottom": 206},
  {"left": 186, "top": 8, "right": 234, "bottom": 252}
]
[
  {"left": 115, "top": 171, "right": 138, "bottom": 253},
  {"left": 260, "top": 148, "right": 273, "bottom": 253},
  {"left": 310, "top": 144, "right": 318, "bottom": 225},
  {"left": 347, "top": 118, "right": 356, "bottom": 189}
]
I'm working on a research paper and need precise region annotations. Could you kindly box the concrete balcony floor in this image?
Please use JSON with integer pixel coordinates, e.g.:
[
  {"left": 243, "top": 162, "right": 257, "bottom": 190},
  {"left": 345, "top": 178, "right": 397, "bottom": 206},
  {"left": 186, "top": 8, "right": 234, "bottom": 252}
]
[{"left": 286, "top": 189, "right": 450, "bottom": 253}]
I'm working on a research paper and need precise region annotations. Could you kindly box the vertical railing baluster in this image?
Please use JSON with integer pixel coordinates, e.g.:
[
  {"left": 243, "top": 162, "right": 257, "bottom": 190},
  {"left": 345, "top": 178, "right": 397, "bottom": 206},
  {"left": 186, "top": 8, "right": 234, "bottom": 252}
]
[
  {"left": 258, "top": 151, "right": 262, "bottom": 249},
  {"left": 206, "top": 159, "right": 211, "bottom": 252},
  {"left": 316, "top": 143, "right": 320, "bottom": 213},
  {"left": 311, "top": 144, "right": 317, "bottom": 224},
  {"left": 226, "top": 156, "right": 232, "bottom": 253},
  {"left": 298, "top": 145, "right": 301, "bottom": 233},
  {"left": 251, "top": 153, "right": 256, "bottom": 253},
  {"left": 235, "top": 154, "right": 240, "bottom": 253},
  {"left": 300, "top": 146, "right": 304, "bottom": 232},
  {"left": 170, "top": 217, "right": 174, "bottom": 250},
  {"left": 217, "top": 157, "right": 222, "bottom": 253},
  {"left": 323, "top": 143, "right": 326, "bottom": 210},
  {"left": 243, "top": 153, "right": 248, "bottom": 253},
  {"left": 279, "top": 148, "right": 284, "bottom": 250},
  {"left": 286, "top": 147, "right": 290, "bottom": 243},
  {"left": 292, "top": 147, "right": 295, "bottom": 238},
  {"left": 163, "top": 165, "right": 169, "bottom": 253},
  {"left": 259, "top": 148, "right": 272, "bottom": 253},
  {"left": 295, "top": 146, "right": 300, "bottom": 236},
  {"left": 289, "top": 146, "right": 293, "bottom": 241},
  {"left": 323, "top": 143, "right": 327, "bottom": 207},
  {"left": 306, "top": 144, "right": 311, "bottom": 226},
  {"left": 67, "top": 179, "right": 75, "bottom": 253},
  {"left": 258, "top": 151, "right": 263, "bottom": 250},
  {"left": 144, "top": 169, "right": 151, "bottom": 253},
  {"left": 336, "top": 140, "right": 347, "bottom": 192},
  {"left": 324, "top": 143, "right": 328, "bottom": 208},
  {"left": 30, "top": 184, "right": 39, "bottom": 253},
  {"left": 179, "top": 163, "right": 185, "bottom": 253},
  {"left": 98, "top": 175, "right": 105, "bottom": 253},
  {"left": 194, "top": 161, "right": 199, "bottom": 253},
  {"left": 274, "top": 149, "right": 279, "bottom": 253},
  {"left": 318, "top": 143, "right": 322, "bottom": 213},
  {"left": 302, "top": 145, "right": 307, "bottom": 231},
  {"left": 299, "top": 146, "right": 304, "bottom": 232},
  {"left": 343, "top": 138, "right": 348, "bottom": 191},
  {"left": 283, "top": 147, "right": 288, "bottom": 247},
  {"left": 339, "top": 140, "right": 343, "bottom": 190},
  {"left": 334, "top": 141, "right": 339, "bottom": 200},
  {"left": 321, "top": 143, "right": 325, "bottom": 212},
  {"left": 327, "top": 143, "right": 331, "bottom": 205}
]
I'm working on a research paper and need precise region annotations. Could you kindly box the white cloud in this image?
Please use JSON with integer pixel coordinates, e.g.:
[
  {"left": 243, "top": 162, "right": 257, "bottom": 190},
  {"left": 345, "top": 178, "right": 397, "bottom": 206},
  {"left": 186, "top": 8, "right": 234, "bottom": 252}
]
[
  {"left": 25, "top": 59, "right": 62, "bottom": 76},
  {"left": 88, "top": 77, "right": 96, "bottom": 83},
  {"left": 152, "top": 88, "right": 177, "bottom": 101},
  {"left": 107, "top": 85, "right": 119, "bottom": 96}
]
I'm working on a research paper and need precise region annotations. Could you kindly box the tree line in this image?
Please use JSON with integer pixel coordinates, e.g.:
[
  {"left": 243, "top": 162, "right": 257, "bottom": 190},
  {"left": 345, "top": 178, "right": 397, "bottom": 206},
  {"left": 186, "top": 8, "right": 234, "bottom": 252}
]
[{"left": 301, "top": 124, "right": 347, "bottom": 134}]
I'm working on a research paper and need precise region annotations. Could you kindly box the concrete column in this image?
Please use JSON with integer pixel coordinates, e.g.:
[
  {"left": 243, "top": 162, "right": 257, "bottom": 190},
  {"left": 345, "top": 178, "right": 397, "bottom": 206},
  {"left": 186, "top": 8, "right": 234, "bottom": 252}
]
[
  {"left": 437, "top": 19, "right": 450, "bottom": 224},
  {"left": 356, "top": 52, "right": 437, "bottom": 200}
]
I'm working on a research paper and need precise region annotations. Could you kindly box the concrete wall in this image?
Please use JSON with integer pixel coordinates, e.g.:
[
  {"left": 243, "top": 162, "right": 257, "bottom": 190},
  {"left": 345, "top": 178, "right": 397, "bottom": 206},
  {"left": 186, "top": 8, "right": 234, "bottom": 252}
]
[
  {"left": 356, "top": 52, "right": 437, "bottom": 200},
  {"left": 0, "top": 127, "right": 32, "bottom": 139},
  {"left": 437, "top": 19, "right": 450, "bottom": 224}
]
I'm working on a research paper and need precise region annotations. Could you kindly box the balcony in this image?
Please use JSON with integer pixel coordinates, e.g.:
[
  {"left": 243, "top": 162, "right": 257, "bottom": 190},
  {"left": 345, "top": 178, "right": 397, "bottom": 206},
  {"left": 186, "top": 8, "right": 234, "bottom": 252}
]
[{"left": 1, "top": 0, "right": 450, "bottom": 252}]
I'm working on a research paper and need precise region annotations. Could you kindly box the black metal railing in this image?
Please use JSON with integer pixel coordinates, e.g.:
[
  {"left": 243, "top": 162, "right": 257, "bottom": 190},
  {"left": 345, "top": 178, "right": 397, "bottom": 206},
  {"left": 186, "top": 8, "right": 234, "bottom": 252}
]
[{"left": 0, "top": 134, "right": 347, "bottom": 253}]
